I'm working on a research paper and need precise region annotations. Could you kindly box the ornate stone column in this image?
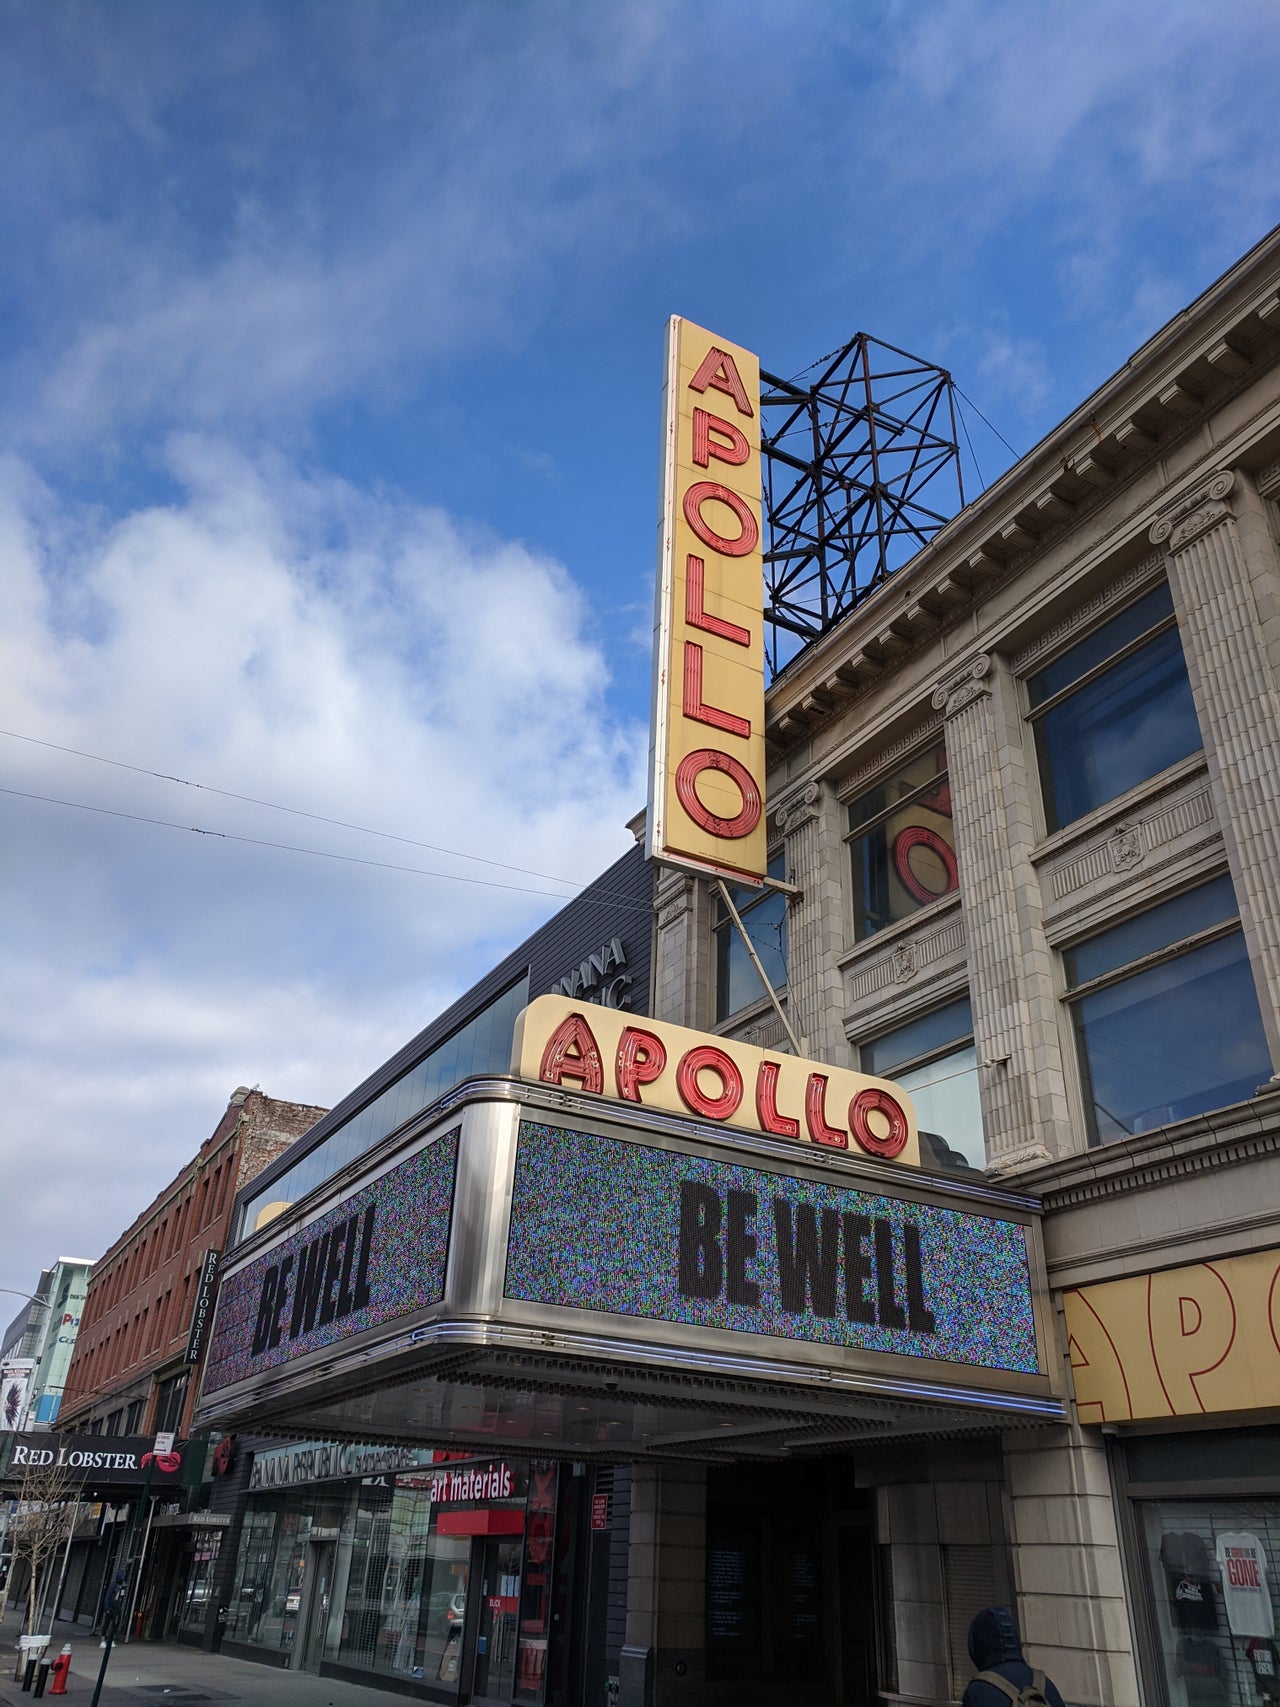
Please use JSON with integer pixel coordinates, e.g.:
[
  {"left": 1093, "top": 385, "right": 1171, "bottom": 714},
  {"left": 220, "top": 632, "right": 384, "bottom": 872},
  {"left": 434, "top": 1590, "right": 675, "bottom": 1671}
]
[
  {"left": 773, "top": 780, "right": 846, "bottom": 1061},
  {"left": 1151, "top": 468, "right": 1280, "bottom": 1068},
  {"left": 933, "top": 655, "right": 1072, "bottom": 1169}
]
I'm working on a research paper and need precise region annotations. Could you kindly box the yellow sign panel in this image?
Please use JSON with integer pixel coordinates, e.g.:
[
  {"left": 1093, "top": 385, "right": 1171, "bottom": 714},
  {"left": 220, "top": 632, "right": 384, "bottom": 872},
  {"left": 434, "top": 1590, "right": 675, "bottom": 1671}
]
[
  {"left": 511, "top": 994, "right": 920, "bottom": 1167},
  {"left": 648, "top": 317, "right": 768, "bottom": 885},
  {"left": 1063, "top": 1247, "right": 1280, "bottom": 1423}
]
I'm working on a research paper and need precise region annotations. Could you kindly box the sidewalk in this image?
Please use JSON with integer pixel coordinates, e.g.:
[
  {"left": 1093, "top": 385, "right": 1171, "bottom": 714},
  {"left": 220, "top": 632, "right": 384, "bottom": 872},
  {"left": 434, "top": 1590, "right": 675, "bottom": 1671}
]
[{"left": 0, "top": 1608, "right": 405, "bottom": 1707}]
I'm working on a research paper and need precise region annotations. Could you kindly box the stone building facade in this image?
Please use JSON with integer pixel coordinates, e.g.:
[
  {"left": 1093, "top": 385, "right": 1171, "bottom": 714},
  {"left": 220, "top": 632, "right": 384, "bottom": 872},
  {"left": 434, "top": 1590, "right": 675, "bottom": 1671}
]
[{"left": 637, "top": 228, "right": 1280, "bottom": 1706}]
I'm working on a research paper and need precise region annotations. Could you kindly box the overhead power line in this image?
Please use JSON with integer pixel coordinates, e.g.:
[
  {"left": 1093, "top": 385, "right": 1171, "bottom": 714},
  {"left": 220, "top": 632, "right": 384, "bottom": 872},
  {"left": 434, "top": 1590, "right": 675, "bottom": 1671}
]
[
  {"left": 0, "top": 728, "right": 597, "bottom": 892},
  {"left": 0, "top": 785, "right": 655, "bottom": 915}
]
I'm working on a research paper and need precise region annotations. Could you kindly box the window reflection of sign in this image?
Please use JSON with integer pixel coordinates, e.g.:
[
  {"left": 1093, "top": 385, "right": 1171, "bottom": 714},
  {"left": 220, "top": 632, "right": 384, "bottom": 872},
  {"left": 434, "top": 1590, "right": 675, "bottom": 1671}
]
[{"left": 891, "top": 825, "right": 958, "bottom": 905}]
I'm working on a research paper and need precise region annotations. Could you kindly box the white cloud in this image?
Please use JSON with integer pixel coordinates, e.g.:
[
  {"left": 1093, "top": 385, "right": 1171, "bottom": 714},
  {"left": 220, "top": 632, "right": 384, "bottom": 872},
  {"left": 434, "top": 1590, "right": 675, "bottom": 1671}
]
[{"left": 0, "top": 443, "right": 645, "bottom": 1285}]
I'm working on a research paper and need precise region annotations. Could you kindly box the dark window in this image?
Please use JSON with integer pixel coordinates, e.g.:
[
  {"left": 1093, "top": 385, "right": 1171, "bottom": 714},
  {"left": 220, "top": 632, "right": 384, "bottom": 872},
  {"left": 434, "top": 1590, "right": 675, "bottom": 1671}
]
[
  {"left": 1065, "top": 875, "right": 1271, "bottom": 1143},
  {"left": 104, "top": 1409, "right": 124, "bottom": 1436},
  {"left": 714, "top": 851, "right": 787, "bottom": 1022},
  {"left": 1029, "top": 583, "right": 1201, "bottom": 832},
  {"left": 862, "top": 996, "right": 983, "bottom": 1171},
  {"left": 124, "top": 1399, "right": 143, "bottom": 1434},
  {"left": 847, "top": 743, "right": 957, "bottom": 940},
  {"left": 153, "top": 1371, "right": 189, "bottom": 1436}
]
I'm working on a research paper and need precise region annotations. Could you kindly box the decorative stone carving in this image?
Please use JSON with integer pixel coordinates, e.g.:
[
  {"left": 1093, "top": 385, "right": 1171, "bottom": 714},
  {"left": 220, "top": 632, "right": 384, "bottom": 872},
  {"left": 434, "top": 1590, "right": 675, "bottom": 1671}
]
[
  {"left": 891, "top": 941, "right": 917, "bottom": 983},
  {"left": 930, "top": 654, "right": 992, "bottom": 719},
  {"left": 1150, "top": 470, "right": 1236, "bottom": 551},
  {"left": 1109, "top": 822, "right": 1144, "bottom": 870},
  {"left": 774, "top": 781, "right": 821, "bottom": 835}
]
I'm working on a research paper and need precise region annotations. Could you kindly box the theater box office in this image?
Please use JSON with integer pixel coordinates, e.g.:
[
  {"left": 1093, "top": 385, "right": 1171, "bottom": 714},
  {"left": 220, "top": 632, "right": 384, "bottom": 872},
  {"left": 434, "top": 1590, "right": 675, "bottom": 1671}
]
[{"left": 196, "top": 1001, "right": 1063, "bottom": 1705}]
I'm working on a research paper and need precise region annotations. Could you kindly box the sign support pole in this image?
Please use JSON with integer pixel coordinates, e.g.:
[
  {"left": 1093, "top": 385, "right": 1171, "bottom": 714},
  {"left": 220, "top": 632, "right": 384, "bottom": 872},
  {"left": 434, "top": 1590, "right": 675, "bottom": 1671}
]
[{"left": 715, "top": 878, "right": 803, "bottom": 1055}]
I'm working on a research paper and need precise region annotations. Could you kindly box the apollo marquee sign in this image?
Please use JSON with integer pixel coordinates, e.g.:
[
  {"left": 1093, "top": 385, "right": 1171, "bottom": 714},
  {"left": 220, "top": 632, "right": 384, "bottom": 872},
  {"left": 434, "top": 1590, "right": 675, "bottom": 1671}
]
[
  {"left": 512, "top": 994, "right": 921, "bottom": 1167},
  {"left": 649, "top": 317, "right": 768, "bottom": 885}
]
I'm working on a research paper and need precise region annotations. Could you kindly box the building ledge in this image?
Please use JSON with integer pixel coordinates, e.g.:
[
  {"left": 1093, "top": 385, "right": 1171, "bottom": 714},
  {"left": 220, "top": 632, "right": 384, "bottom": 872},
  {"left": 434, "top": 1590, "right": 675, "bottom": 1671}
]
[{"left": 1013, "top": 1086, "right": 1280, "bottom": 1213}]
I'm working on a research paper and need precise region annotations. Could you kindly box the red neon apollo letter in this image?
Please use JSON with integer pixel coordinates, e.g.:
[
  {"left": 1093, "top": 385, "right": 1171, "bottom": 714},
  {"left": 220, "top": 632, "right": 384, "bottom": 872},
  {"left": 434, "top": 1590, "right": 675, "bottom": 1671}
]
[
  {"left": 692, "top": 408, "right": 750, "bottom": 469},
  {"left": 683, "top": 642, "right": 750, "bottom": 737},
  {"left": 755, "top": 1060, "right": 800, "bottom": 1138},
  {"left": 682, "top": 481, "right": 760, "bottom": 558},
  {"left": 685, "top": 556, "right": 750, "bottom": 646},
  {"left": 675, "top": 1045, "right": 745, "bottom": 1121},
  {"left": 615, "top": 1028, "right": 667, "bottom": 1103},
  {"left": 538, "top": 1013, "right": 604, "bottom": 1094},
  {"left": 674, "top": 749, "right": 763, "bottom": 839},
  {"left": 687, "top": 346, "right": 755, "bottom": 418},
  {"left": 849, "top": 1088, "right": 910, "bottom": 1159}
]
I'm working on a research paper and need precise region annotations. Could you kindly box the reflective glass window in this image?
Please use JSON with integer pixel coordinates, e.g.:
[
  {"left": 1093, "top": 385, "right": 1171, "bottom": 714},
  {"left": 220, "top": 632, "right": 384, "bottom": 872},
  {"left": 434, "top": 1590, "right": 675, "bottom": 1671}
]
[
  {"left": 1065, "top": 879, "right": 1270, "bottom": 1143},
  {"left": 1029, "top": 583, "right": 1202, "bottom": 832},
  {"left": 862, "top": 997, "right": 984, "bottom": 1171},
  {"left": 240, "top": 973, "right": 530, "bottom": 1236},
  {"left": 847, "top": 743, "right": 957, "bottom": 940},
  {"left": 714, "top": 852, "right": 787, "bottom": 1022}
]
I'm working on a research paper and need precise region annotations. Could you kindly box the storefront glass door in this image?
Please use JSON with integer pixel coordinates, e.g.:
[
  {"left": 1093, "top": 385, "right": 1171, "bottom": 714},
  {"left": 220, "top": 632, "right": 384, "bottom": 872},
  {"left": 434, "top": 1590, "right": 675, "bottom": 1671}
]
[
  {"left": 301, "top": 1541, "right": 335, "bottom": 1672},
  {"left": 473, "top": 1538, "right": 522, "bottom": 1702}
]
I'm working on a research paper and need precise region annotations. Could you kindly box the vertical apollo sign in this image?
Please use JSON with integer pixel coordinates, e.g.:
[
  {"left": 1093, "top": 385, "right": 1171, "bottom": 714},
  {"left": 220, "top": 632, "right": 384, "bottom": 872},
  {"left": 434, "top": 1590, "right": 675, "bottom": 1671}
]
[{"left": 649, "top": 319, "right": 768, "bottom": 885}]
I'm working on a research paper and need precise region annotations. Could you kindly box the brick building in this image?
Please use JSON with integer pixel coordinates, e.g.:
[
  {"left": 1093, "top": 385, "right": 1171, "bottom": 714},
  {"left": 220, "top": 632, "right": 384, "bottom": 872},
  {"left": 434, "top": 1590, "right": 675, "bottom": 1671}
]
[{"left": 61, "top": 1086, "right": 327, "bottom": 1442}]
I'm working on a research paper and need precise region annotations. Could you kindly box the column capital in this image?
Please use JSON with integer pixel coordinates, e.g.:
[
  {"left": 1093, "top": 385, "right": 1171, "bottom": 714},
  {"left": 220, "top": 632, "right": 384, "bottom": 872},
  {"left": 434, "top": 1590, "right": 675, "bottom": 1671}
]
[
  {"left": 930, "top": 653, "right": 992, "bottom": 719},
  {"left": 1150, "top": 469, "right": 1236, "bottom": 551},
  {"left": 773, "top": 780, "right": 822, "bottom": 836}
]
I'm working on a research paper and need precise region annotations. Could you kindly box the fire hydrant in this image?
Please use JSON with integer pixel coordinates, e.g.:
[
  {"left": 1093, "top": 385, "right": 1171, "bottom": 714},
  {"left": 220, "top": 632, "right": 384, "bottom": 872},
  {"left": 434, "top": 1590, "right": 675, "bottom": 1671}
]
[{"left": 49, "top": 1647, "right": 72, "bottom": 1696}]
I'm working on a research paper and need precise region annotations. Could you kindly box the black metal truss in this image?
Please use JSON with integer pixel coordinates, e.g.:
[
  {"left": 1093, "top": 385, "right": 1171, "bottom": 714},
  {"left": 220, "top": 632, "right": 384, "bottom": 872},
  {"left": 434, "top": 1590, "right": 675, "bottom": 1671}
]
[{"left": 760, "top": 334, "right": 964, "bottom": 673}]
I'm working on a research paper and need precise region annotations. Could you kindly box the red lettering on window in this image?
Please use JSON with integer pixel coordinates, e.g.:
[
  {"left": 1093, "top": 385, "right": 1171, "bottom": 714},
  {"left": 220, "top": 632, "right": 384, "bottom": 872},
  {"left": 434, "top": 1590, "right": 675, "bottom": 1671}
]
[
  {"left": 538, "top": 1013, "right": 604, "bottom": 1094},
  {"left": 684, "top": 642, "right": 750, "bottom": 738},
  {"left": 675, "top": 1045, "right": 744, "bottom": 1121},
  {"left": 683, "top": 481, "right": 760, "bottom": 558},
  {"left": 692, "top": 407, "right": 750, "bottom": 468},
  {"left": 685, "top": 555, "right": 750, "bottom": 646},
  {"left": 615, "top": 1028, "right": 667, "bottom": 1103},
  {"left": 687, "top": 346, "right": 754, "bottom": 417},
  {"left": 674, "top": 749, "right": 762, "bottom": 839},
  {"left": 891, "top": 825, "right": 959, "bottom": 905},
  {"left": 755, "top": 1061, "right": 800, "bottom": 1138}
]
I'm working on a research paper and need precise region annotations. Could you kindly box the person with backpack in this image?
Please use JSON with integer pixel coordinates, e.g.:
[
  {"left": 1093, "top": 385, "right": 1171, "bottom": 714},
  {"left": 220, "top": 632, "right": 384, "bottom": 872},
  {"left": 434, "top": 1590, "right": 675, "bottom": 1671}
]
[{"left": 963, "top": 1605, "right": 1068, "bottom": 1707}]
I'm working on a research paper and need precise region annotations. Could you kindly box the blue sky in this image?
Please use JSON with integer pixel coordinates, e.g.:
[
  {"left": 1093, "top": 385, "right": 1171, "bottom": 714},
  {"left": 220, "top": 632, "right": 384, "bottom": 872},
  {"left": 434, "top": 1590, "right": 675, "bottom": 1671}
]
[{"left": 3, "top": 0, "right": 1279, "bottom": 1302}]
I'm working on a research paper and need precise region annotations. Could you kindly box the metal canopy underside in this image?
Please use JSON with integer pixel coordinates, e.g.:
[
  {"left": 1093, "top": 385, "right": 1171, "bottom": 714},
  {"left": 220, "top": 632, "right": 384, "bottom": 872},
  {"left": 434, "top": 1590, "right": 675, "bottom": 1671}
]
[{"left": 204, "top": 1336, "right": 1057, "bottom": 1463}]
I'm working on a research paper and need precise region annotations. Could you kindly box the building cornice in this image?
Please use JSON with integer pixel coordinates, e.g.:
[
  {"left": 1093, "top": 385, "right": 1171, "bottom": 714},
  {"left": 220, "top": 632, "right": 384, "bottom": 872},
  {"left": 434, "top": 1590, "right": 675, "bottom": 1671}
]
[
  {"left": 1014, "top": 1088, "right": 1280, "bottom": 1215},
  {"left": 765, "top": 232, "right": 1280, "bottom": 745}
]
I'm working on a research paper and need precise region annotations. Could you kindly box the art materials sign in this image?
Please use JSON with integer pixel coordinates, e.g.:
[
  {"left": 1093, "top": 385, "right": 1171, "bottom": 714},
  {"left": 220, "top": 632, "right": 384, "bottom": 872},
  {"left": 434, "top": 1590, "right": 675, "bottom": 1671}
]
[
  {"left": 1064, "top": 1246, "right": 1280, "bottom": 1422},
  {"left": 512, "top": 994, "right": 920, "bottom": 1167},
  {"left": 202, "top": 1129, "right": 459, "bottom": 1394},
  {"left": 504, "top": 1122, "right": 1040, "bottom": 1375},
  {"left": 649, "top": 316, "right": 767, "bottom": 884}
]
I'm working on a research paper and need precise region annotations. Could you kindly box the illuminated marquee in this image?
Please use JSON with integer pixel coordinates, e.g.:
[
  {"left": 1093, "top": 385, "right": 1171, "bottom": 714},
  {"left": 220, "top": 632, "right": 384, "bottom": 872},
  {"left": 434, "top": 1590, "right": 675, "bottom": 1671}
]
[
  {"left": 511, "top": 994, "right": 920, "bottom": 1167},
  {"left": 649, "top": 317, "right": 767, "bottom": 884}
]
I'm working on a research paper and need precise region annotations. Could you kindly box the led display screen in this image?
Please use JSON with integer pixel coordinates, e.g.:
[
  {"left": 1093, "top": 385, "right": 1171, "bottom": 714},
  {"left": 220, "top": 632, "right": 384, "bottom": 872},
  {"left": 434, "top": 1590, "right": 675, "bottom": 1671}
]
[
  {"left": 504, "top": 1122, "right": 1039, "bottom": 1374},
  {"left": 203, "top": 1129, "right": 459, "bottom": 1393}
]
